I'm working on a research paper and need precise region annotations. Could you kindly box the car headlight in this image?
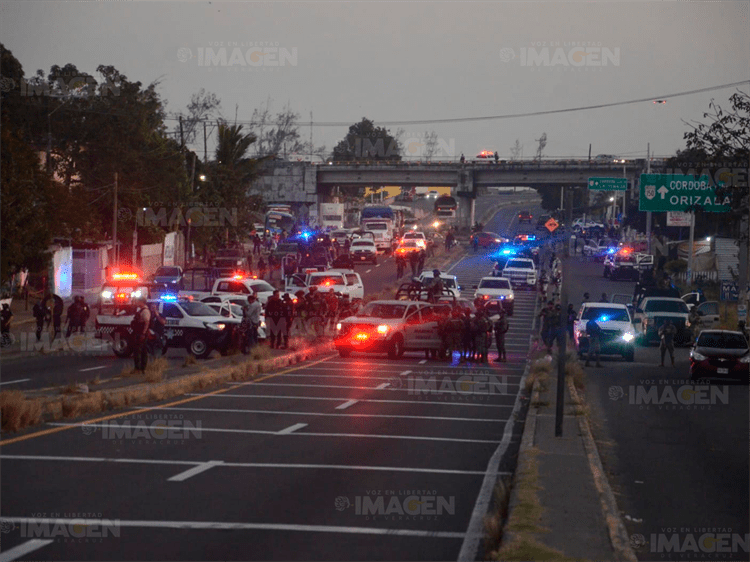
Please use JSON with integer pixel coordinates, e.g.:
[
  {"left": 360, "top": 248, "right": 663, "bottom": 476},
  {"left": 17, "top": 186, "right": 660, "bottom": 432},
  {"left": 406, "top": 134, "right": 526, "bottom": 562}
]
[
  {"left": 506, "top": 294, "right": 514, "bottom": 300},
  {"left": 101, "top": 291, "right": 113, "bottom": 299},
  {"left": 739, "top": 354, "right": 750, "bottom": 364},
  {"left": 377, "top": 325, "right": 389, "bottom": 334},
  {"left": 685, "top": 320, "right": 691, "bottom": 327},
  {"left": 621, "top": 332, "right": 635, "bottom": 342},
  {"left": 336, "top": 322, "right": 342, "bottom": 331},
  {"left": 132, "top": 290, "right": 142, "bottom": 298},
  {"left": 691, "top": 350, "right": 707, "bottom": 361},
  {"left": 260, "top": 321, "right": 266, "bottom": 329}
]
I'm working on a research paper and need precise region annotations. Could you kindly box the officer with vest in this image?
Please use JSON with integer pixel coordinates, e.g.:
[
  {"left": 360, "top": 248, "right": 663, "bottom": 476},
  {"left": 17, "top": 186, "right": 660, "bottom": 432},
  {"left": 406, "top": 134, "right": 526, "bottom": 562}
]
[{"left": 131, "top": 297, "right": 151, "bottom": 373}]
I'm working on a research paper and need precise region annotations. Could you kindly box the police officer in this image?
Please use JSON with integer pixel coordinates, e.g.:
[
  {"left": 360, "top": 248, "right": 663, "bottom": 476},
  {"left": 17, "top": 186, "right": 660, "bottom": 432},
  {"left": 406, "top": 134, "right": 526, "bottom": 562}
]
[
  {"left": 473, "top": 309, "right": 491, "bottom": 363},
  {"left": 0, "top": 303, "right": 13, "bottom": 345},
  {"left": 462, "top": 310, "right": 474, "bottom": 361},
  {"left": 659, "top": 319, "right": 677, "bottom": 367},
  {"left": 417, "top": 251, "right": 425, "bottom": 275},
  {"left": 266, "top": 290, "right": 284, "bottom": 349},
  {"left": 65, "top": 297, "right": 82, "bottom": 338},
  {"left": 396, "top": 253, "right": 406, "bottom": 279},
  {"left": 79, "top": 297, "right": 91, "bottom": 333},
  {"left": 409, "top": 251, "right": 419, "bottom": 277},
  {"left": 131, "top": 297, "right": 151, "bottom": 373},
  {"left": 585, "top": 315, "right": 603, "bottom": 368},
  {"left": 493, "top": 306, "right": 509, "bottom": 362},
  {"left": 51, "top": 293, "right": 64, "bottom": 341},
  {"left": 429, "top": 270, "right": 443, "bottom": 303},
  {"left": 325, "top": 289, "right": 339, "bottom": 333},
  {"left": 282, "top": 293, "right": 294, "bottom": 348},
  {"left": 147, "top": 302, "right": 167, "bottom": 357},
  {"left": 33, "top": 299, "right": 46, "bottom": 341}
]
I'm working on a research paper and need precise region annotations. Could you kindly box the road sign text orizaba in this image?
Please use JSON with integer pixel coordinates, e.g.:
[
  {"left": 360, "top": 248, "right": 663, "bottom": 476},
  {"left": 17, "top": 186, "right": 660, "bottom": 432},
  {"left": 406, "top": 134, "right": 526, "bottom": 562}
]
[
  {"left": 588, "top": 177, "right": 627, "bottom": 191},
  {"left": 639, "top": 174, "right": 730, "bottom": 212}
]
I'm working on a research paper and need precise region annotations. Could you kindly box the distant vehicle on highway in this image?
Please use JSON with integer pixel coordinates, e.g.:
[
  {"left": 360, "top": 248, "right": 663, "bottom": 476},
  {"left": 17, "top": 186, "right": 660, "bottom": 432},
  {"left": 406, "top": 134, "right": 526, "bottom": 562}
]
[
  {"left": 474, "top": 150, "right": 496, "bottom": 162},
  {"left": 473, "top": 277, "right": 514, "bottom": 315},
  {"left": 427, "top": 190, "right": 439, "bottom": 198},
  {"left": 470, "top": 231, "right": 507, "bottom": 248},
  {"left": 517, "top": 210, "right": 532, "bottom": 224},
  {"left": 593, "top": 154, "right": 626, "bottom": 163}
]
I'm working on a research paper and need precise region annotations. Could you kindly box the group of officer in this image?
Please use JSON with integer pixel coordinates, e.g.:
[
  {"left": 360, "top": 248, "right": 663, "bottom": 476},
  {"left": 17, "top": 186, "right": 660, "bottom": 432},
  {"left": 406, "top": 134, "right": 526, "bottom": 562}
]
[
  {"left": 31, "top": 294, "right": 91, "bottom": 342},
  {"left": 435, "top": 301, "right": 510, "bottom": 364}
]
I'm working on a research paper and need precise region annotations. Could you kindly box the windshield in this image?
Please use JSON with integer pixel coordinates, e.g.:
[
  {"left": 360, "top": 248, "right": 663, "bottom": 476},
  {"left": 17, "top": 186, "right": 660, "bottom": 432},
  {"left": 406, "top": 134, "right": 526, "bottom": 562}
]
[
  {"left": 506, "top": 260, "right": 534, "bottom": 269},
  {"left": 404, "top": 232, "right": 424, "bottom": 239},
  {"left": 365, "top": 223, "right": 388, "bottom": 230},
  {"left": 697, "top": 333, "right": 748, "bottom": 349},
  {"left": 479, "top": 279, "right": 511, "bottom": 289},
  {"left": 249, "top": 281, "right": 275, "bottom": 293},
  {"left": 309, "top": 275, "right": 345, "bottom": 286},
  {"left": 181, "top": 302, "right": 222, "bottom": 317},
  {"left": 581, "top": 307, "right": 630, "bottom": 322},
  {"left": 644, "top": 300, "right": 690, "bottom": 314},
  {"left": 155, "top": 267, "right": 180, "bottom": 277},
  {"left": 352, "top": 241, "right": 373, "bottom": 247},
  {"left": 360, "top": 303, "right": 407, "bottom": 319}
]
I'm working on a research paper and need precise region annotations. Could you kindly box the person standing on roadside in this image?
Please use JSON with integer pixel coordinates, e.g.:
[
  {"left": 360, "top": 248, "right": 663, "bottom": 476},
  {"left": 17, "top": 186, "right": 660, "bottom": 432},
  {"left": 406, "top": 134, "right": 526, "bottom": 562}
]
[
  {"left": 659, "top": 319, "right": 676, "bottom": 367},
  {"left": 33, "top": 299, "right": 46, "bottom": 341},
  {"left": 265, "top": 290, "right": 284, "bottom": 349},
  {"left": 0, "top": 303, "right": 13, "bottom": 345},
  {"left": 493, "top": 306, "right": 509, "bottom": 362},
  {"left": 585, "top": 315, "right": 603, "bottom": 368},
  {"left": 130, "top": 297, "right": 151, "bottom": 373},
  {"left": 51, "top": 293, "right": 64, "bottom": 341}
]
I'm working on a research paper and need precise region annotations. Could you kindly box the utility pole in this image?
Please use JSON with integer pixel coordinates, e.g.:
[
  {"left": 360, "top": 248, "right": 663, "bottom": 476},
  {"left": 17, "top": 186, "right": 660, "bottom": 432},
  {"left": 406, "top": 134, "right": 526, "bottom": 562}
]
[
  {"left": 179, "top": 116, "right": 184, "bottom": 148},
  {"left": 556, "top": 186, "right": 573, "bottom": 437},
  {"left": 588, "top": 144, "right": 591, "bottom": 162},
  {"left": 310, "top": 111, "right": 313, "bottom": 162},
  {"left": 687, "top": 211, "right": 695, "bottom": 286},
  {"left": 113, "top": 172, "right": 118, "bottom": 268},
  {"left": 203, "top": 121, "right": 208, "bottom": 163},
  {"left": 646, "top": 143, "right": 652, "bottom": 254}
]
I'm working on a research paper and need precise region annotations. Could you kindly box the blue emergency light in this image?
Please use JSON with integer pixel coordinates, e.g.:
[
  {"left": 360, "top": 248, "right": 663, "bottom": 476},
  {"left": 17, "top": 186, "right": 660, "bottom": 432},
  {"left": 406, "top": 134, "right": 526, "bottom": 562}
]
[
  {"left": 160, "top": 294, "right": 178, "bottom": 302},
  {"left": 598, "top": 315, "right": 609, "bottom": 322}
]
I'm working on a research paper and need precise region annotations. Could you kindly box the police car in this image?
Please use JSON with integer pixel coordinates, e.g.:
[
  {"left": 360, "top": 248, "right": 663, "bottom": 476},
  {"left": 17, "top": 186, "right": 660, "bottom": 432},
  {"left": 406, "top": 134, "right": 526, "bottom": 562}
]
[
  {"left": 573, "top": 302, "right": 636, "bottom": 361},
  {"left": 417, "top": 271, "right": 461, "bottom": 298},
  {"left": 334, "top": 300, "right": 450, "bottom": 359},
  {"left": 97, "top": 273, "right": 151, "bottom": 312},
  {"left": 473, "top": 276, "right": 515, "bottom": 315},
  {"left": 603, "top": 248, "right": 639, "bottom": 281},
  {"left": 95, "top": 296, "right": 240, "bottom": 359}
]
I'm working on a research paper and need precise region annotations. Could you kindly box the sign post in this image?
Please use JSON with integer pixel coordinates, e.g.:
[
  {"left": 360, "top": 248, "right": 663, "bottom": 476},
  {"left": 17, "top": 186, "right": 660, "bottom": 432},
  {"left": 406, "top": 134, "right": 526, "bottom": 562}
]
[
  {"left": 588, "top": 177, "right": 627, "bottom": 191},
  {"left": 687, "top": 212, "right": 695, "bottom": 285}
]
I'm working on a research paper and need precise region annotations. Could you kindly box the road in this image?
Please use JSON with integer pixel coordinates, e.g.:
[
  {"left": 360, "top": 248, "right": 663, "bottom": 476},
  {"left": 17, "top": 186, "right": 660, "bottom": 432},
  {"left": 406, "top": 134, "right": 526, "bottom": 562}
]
[
  {"left": 0, "top": 197, "right": 546, "bottom": 561},
  {"left": 564, "top": 256, "right": 749, "bottom": 561}
]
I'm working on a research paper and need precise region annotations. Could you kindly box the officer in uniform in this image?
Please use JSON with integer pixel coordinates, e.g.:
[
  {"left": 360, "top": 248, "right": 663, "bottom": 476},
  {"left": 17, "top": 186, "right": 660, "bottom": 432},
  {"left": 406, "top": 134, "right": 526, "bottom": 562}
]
[
  {"left": 493, "top": 306, "right": 509, "bottom": 362},
  {"left": 659, "top": 319, "right": 677, "bottom": 367},
  {"left": 131, "top": 297, "right": 151, "bottom": 373},
  {"left": 473, "top": 309, "right": 491, "bottom": 364},
  {"left": 585, "top": 315, "right": 603, "bottom": 367}
]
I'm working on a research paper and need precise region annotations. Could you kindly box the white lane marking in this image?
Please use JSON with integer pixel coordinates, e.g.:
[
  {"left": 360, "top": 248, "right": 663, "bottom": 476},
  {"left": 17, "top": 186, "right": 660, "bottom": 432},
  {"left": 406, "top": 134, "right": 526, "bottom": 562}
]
[
  {"left": 400, "top": 370, "right": 412, "bottom": 376},
  {"left": 79, "top": 365, "right": 107, "bottom": 372},
  {"left": 144, "top": 406, "right": 509, "bottom": 423},
  {"left": 231, "top": 381, "right": 520, "bottom": 393},
  {"left": 168, "top": 460, "right": 224, "bottom": 482},
  {"left": 277, "top": 423, "right": 308, "bottom": 435},
  {"left": 635, "top": 480, "right": 644, "bottom": 484},
  {"left": 0, "top": 378, "right": 30, "bottom": 386},
  {"left": 0, "top": 539, "right": 54, "bottom": 562},
  {"left": 365, "top": 269, "right": 372, "bottom": 273},
  {"left": 457, "top": 312, "right": 534, "bottom": 561},
  {"left": 186, "top": 393, "right": 514, "bottom": 408},
  {"left": 375, "top": 264, "right": 381, "bottom": 267},
  {"left": 375, "top": 382, "right": 389, "bottom": 390},
  {"left": 0, "top": 517, "right": 466, "bottom": 538},
  {"left": 50, "top": 422, "right": 500, "bottom": 444},
  {"left": 335, "top": 400, "right": 359, "bottom": 410},
  {"left": 419, "top": 359, "right": 427, "bottom": 364},
  {"left": 230, "top": 374, "right": 395, "bottom": 383},
  {"left": 1, "top": 455, "right": 503, "bottom": 476}
]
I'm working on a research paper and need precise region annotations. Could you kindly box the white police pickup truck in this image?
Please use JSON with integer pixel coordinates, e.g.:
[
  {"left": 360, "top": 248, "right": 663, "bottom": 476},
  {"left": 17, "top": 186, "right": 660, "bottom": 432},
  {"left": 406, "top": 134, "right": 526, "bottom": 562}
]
[
  {"left": 95, "top": 297, "right": 240, "bottom": 359},
  {"left": 284, "top": 270, "right": 364, "bottom": 300},
  {"left": 574, "top": 302, "right": 636, "bottom": 362},
  {"left": 500, "top": 258, "right": 537, "bottom": 289},
  {"left": 334, "top": 300, "right": 451, "bottom": 359},
  {"left": 181, "top": 275, "right": 293, "bottom": 306}
]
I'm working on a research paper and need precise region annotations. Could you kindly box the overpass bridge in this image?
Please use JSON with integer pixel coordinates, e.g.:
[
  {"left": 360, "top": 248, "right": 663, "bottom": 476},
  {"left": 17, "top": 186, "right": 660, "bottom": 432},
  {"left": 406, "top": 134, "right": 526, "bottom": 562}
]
[{"left": 250, "top": 159, "right": 655, "bottom": 229}]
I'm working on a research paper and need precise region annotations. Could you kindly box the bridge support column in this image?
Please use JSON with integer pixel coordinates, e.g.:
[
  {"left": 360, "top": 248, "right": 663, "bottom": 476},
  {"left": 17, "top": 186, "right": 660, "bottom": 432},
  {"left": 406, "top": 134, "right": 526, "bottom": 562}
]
[{"left": 456, "top": 168, "right": 475, "bottom": 233}]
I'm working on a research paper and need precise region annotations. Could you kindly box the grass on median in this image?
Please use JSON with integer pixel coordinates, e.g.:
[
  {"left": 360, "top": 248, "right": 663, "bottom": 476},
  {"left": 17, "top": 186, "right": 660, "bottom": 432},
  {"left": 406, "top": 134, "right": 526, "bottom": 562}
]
[{"left": 0, "top": 390, "right": 43, "bottom": 433}]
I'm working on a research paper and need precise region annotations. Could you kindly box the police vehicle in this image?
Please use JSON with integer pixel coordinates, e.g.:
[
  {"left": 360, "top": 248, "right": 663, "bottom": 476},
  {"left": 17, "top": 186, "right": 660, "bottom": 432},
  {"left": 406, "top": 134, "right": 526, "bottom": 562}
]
[
  {"left": 94, "top": 296, "right": 240, "bottom": 359},
  {"left": 573, "top": 302, "right": 636, "bottom": 361},
  {"left": 97, "top": 272, "right": 151, "bottom": 312},
  {"left": 500, "top": 258, "right": 537, "bottom": 289},
  {"left": 603, "top": 248, "right": 640, "bottom": 281},
  {"left": 473, "top": 277, "right": 515, "bottom": 315}
]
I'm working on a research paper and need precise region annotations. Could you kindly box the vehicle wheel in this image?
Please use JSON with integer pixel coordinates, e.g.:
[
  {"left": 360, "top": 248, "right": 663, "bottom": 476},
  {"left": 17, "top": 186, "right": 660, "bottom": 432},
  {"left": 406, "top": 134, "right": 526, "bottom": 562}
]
[
  {"left": 112, "top": 331, "right": 132, "bottom": 358},
  {"left": 338, "top": 348, "right": 352, "bottom": 358},
  {"left": 186, "top": 336, "right": 211, "bottom": 359},
  {"left": 388, "top": 334, "right": 404, "bottom": 359},
  {"left": 624, "top": 348, "right": 635, "bottom": 362}
]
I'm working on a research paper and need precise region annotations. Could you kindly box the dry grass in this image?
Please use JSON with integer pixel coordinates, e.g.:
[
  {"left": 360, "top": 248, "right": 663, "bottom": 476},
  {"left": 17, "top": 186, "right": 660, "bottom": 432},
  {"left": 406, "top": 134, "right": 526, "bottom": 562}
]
[
  {"left": 0, "top": 391, "right": 43, "bottom": 432},
  {"left": 143, "top": 357, "right": 168, "bottom": 383},
  {"left": 88, "top": 375, "right": 102, "bottom": 386},
  {"left": 525, "top": 356, "right": 552, "bottom": 393},
  {"left": 251, "top": 345, "right": 273, "bottom": 361},
  {"left": 61, "top": 392, "right": 104, "bottom": 419},
  {"left": 60, "top": 383, "right": 78, "bottom": 395},
  {"left": 120, "top": 364, "right": 138, "bottom": 377},
  {"left": 483, "top": 476, "right": 513, "bottom": 559},
  {"left": 183, "top": 354, "right": 197, "bottom": 367},
  {"left": 285, "top": 336, "right": 308, "bottom": 352}
]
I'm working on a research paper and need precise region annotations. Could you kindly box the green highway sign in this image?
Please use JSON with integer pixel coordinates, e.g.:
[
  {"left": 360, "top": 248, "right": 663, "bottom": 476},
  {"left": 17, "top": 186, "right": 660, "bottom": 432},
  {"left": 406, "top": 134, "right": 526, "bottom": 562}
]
[
  {"left": 588, "top": 177, "right": 627, "bottom": 191},
  {"left": 639, "top": 174, "right": 730, "bottom": 212}
]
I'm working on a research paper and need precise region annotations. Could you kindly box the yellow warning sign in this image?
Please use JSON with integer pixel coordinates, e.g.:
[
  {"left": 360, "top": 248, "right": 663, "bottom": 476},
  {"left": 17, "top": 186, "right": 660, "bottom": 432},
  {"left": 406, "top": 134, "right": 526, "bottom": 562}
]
[{"left": 545, "top": 218, "right": 559, "bottom": 232}]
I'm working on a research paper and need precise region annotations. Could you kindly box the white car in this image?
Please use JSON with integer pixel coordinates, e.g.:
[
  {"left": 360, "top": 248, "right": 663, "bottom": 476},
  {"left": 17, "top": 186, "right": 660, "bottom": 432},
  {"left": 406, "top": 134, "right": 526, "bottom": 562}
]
[
  {"left": 417, "top": 271, "right": 461, "bottom": 298},
  {"left": 501, "top": 258, "right": 537, "bottom": 289},
  {"left": 208, "top": 277, "right": 293, "bottom": 306},
  {"left": 573, "top": 302, "right": 636, "bottom": 361},
  {"left": 572, "top": 218, "right": 604, "bottom": 230},
  {"left": 402, "top": 231, "right": 427, "bottom": 248},
  {"left": 633, "top": 297, "right": 692, "bottom": 346},
  {"left": 285, "top": 270, "right": 365, "bottom": 300},
  {"left": 473, "top": 276, "right": 514, "bottom": 315},
  {"left": 349, "top": 239, "right": 378, "bottom": 264},
  {"left": 203, "top": 299, "right": 267, "bottom": 341}
]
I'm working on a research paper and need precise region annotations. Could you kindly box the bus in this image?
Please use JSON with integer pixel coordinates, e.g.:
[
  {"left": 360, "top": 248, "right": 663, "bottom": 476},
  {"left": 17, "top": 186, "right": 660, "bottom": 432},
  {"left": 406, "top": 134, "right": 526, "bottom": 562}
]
[
  {"left": 265, "top": 210, "right": 296, "bottom": 238},
  {"left": 434, "top": 196, "right": 458, "bottom": 225}
]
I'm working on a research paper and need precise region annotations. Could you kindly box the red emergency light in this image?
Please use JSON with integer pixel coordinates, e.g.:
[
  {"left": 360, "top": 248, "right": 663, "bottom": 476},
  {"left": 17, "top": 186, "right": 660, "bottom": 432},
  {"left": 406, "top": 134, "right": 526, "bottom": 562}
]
[
  {"left": 112, "top": 273, "right": 139, "bottom": 280},
  {"left": 233, "top": 274, "right": 244, "bottom": 280},
  {"left": 354, "top": 332, "right": 369, "bottom": 341}
]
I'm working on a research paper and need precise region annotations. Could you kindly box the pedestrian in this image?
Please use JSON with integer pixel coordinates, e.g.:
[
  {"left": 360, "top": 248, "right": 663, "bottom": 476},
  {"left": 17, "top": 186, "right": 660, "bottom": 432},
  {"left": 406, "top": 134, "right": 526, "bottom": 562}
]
[
  {"left": 51, "top": 293, "right": 64, "bottom": 341},
  {"left": 253, "top": 234, "right": 262, "bottom": 255},
  {"left": 600, "top": 292, "right": 608, "bottom": 303},
  {"left": 265, "top": 290, "right": 284, "bottom": 349},
  {"left": 130, "top": 297, "right": 151, "bottom": 373},
  {"left": 0, "top": 303, "right": 13, "bottom": 345},
  {"left": 344, "top": 237, "right": 351, "bottom": 253},
  {"left": 448, "top": 308, "right": 464, "bottom": 361},
  {"left": 79, "top": 297, "right": 91, "bottom": 332},
  {"left": 566, "top": 303, "right": 576, "bottom": 340},
  {"left": 325, "top": 289, "right": 339, "bottom": 332},
  {"left": 437, "top": 311, "right": 452, "bottom": 361},
  {"left": 583, "top": 292, "right": 590, "bottom": 303},
  {"left": 585, "top": 315, "right": 603, "bottom": 367},
  {"left": 33, "top": 299, "right": 46, "bottom": 341},
  {"left": 268, "top": 254, "right": 277, "bottom": 282},
  {"left": 494, "top": 151, "right": 499, "bottom": 163},
  {"left": 245, "top": 294, "right": 262, "bottom": 352},
  {"left": 65, "top": 297, "right": 82, "bottom": 338},
  {"left": 659, "top": 319, "right": 676, "bottom": 367},
  {"left": 460, "top": 153, "right": 465, "bottom": 164},
  {"left": 429, "top": 270, "right": 444, "bottom": 303},
  {"left": 493, "top": 307, "right": 509, "bottom": 362},
  {"left": 417, "top": 252, "right": 425, "bottom": 275},
  {"left": 462, "top": 311, "right": 474, "bottom": 361},
  {"left": 333, "top": 239, "right": 341, "bottom": 258},
  {"left": 426, "top": 237, "right": 435, "bottom": 258},
  {"left": 258, "top": 257, "right": 266, "bottom": 280},
  {"left": 472, "top": 236, "right": 479, "bottom": 253}
]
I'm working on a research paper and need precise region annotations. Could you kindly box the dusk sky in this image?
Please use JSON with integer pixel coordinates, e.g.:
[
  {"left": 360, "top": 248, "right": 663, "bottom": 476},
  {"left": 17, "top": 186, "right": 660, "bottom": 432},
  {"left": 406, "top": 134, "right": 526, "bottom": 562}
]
[{"left": 2, "top": 1, "right": 748, "bottom": 161}]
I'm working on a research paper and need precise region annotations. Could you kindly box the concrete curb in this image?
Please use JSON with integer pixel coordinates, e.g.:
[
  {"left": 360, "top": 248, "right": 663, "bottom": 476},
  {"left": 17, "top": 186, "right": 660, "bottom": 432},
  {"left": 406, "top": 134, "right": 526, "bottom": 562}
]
[{"left": 567, "top": 378, "right": 639, "bottom": 562}]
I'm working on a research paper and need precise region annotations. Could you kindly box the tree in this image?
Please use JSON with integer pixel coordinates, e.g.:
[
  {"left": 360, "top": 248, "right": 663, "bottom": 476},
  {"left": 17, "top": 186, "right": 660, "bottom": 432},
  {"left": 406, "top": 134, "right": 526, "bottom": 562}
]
[
  {"left": 248, "top": 99, "right": 326, "bottom": 159},
  {"left": 332, "top": 118, "right": 402, "bottom": 162},
  {"left": 510, "top": 139, "right": 522, "bottom": 160},
  {"left": 534, "top": 133, "right": 547, "bottom": 161},
  {"left": 173, "top": 89, "right": 221, "bottom": 147}
]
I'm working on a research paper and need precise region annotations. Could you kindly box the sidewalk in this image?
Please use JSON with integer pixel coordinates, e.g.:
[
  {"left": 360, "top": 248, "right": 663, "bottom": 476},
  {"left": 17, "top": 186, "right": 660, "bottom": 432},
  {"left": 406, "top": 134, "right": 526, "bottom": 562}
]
[{"left": 500, "top": 358, "right": 638, "bottom": 561}]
